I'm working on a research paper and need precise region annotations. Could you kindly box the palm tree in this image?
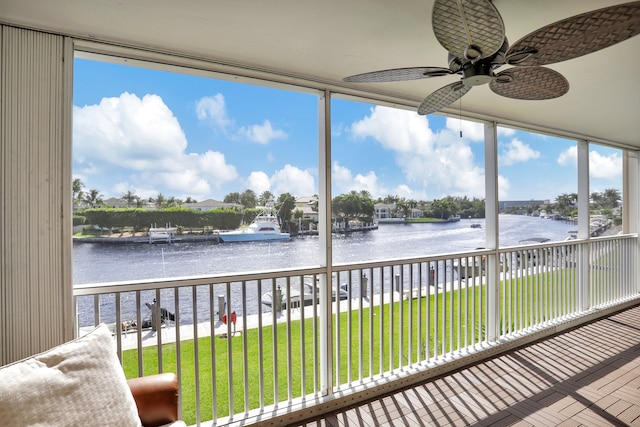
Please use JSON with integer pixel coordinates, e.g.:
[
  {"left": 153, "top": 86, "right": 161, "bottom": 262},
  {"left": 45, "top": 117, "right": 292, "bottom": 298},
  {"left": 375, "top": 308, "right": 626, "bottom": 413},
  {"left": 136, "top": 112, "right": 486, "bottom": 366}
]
[
  {"left": 240, "top": 189, "right": 257, "bottom": 208},
  {"left": 590, "top": 191, "right": 605, "bottom": 208},
  {"left": 121, "top": 190, "right": 137, "bottom": 208},
  {"left": 359, "top": 190, "right": 372, "bottom": 199},
  {"left": 153, "top": 193, "right": 166, "bottom": 208},
  {"left": 396, "top": 199, "right": 409, "bottom": 218},
  {"left": 224, "top": 192, "right": 241, "bottom": 205},
  {"left": 83, "top": 189, "right": 103, "bottom": 208},
  {"left": 72, "top": 178, "right": 85, "bottom": 209},
  {"left": 603, "top": 188, "right": 621, "bottom": 209},
  {"left": 554, "top": 193, "right": 573, "bottom": 215},
  {"left": 258, "top": 191, "right": 274, "bottom": 207}
]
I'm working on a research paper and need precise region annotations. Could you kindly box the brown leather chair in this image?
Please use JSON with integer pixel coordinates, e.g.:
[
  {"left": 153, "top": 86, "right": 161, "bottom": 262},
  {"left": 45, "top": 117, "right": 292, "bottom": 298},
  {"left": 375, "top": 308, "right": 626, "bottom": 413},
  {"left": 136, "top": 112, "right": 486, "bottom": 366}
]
[{"left": 127, "top": 373, "right": 181, "bottom": 427}]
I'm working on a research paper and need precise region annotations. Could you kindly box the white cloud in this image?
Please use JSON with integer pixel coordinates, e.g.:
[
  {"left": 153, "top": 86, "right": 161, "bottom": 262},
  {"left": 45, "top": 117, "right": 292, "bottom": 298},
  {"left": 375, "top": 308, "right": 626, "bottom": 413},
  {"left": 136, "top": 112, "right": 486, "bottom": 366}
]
[
  {"left": 392, "top": 184, "right": 427, "bottom": 200},
  {"left": 349, "top": 106, "right": 485, "bottom": 199},
  {"left": 74, "top": 92, "right": 187, "bottom": 170},
  {"left": 352, "top": 106, "right": 434, "bottom": 152},
  {"left": 270, "top": 164, "right": 316, "bottom": 196},
  {"left": 196, "top": 95, "right": 287, "bottom": 145},
  {"left": 445, "top": 118, "right": 484, "bottom": 141},
  {"left": 195, "top": 94, "right": 231, "bottom": 129},
  {"left": 332, "top": 162, "right": 382, "bottom": 196},
  {"left": 239, "top": 120, "right": 287, "bottom": 144},
  {"left": 74, "top": 92, "right": 238, "bottom": 200},
  {"left": 500, "top": 139, "right": 540, "bottom": 166},
  {"left": 557, "top": 146, "right": 577, "bottom": 166},
  {"left": 246, "top": 171, "right": 271, "bottom": 195},
  {"left": 590, "top": 150, "right": 622, "bottom": 179},
  {"left": 245, "top": 166, "right": 317, "bottom": 198},
  {"left": 498, "top": 175, "right": 510, "bottom": 199},
  {"left": 557, "top": 146, "right": 622, "bottom": 180},
  {"left": 445, "top": 119, "right": 516, "bottom": 140},
  {"left": 498, "top": 127, "right": 516, "bottom": 137}
]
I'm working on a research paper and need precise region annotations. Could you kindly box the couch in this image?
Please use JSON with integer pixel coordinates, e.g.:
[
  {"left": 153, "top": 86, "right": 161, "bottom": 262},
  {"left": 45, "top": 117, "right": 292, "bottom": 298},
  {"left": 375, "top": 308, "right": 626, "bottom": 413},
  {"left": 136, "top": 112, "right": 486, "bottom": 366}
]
[
  {"left": 128, "top": 373, "right": 183, "bottom": 427},
  {"left": 0, "top": 324, "right": 185, "bottom": 427}
]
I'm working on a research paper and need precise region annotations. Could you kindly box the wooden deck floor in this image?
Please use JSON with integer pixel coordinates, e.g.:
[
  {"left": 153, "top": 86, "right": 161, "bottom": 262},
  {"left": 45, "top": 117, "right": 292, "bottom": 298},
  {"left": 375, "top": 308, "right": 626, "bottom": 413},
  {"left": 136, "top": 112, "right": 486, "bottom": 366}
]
[{"left": 295, "top": 304, "right": 640, "bottom": 427}]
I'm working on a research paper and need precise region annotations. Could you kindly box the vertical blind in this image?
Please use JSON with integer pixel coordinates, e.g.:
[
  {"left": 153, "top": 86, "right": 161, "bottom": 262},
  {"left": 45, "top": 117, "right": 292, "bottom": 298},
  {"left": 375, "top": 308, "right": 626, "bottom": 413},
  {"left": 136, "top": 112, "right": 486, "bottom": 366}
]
[{"left": 1, "top": 25, "right": 73, "bottom": 365}]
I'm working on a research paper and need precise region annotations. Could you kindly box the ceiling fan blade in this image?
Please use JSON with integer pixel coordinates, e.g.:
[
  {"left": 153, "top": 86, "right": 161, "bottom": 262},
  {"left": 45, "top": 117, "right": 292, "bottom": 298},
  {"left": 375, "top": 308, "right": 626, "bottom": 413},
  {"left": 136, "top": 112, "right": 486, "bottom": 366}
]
[
  {"left": 489, "top": 67, "right": 569, "bottom": 100},
  {"left": 506, "top": 1, "right": 640, "bottom": 66},
  {"left": 432, "top": 0, "right": 505, "bottom": 61},
  {"left": 417, "top": 81, "right": 472, "bottom": 115},
  {"left": 344, "top": 67, "right": 453, "bottom": 83}
]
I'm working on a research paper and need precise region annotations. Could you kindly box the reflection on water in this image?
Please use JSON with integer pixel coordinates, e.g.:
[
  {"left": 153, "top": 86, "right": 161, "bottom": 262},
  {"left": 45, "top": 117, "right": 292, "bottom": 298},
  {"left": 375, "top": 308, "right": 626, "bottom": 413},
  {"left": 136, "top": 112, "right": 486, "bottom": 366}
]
[{"left": 74, "top": 215, "right": 577, "bottom": 326}]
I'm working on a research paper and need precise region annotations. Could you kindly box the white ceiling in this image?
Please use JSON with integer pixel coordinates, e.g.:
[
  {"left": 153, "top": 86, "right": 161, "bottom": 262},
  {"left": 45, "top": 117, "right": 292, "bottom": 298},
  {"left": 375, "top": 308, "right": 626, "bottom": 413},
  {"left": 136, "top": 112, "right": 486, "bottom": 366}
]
[{"left": 2, "top": 0, "right": 639, "bottom": 148}]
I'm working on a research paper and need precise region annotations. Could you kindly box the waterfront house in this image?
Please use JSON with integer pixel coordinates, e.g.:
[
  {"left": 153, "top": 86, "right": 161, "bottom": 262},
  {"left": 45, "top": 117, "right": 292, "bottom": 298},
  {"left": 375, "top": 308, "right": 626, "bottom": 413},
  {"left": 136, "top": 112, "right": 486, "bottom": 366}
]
[
  {"left": 294, "top": 196, "right": 320, "bottom": 223},
  {"left": 374, "top": 203, "right": 393, "bottom": 220},
  {"left": 410, "top": 208, "right": 424, "bottom": 219},
  {"left": 184, "top": 199, "right": 242, "bottom": 212},
  {"left": 1, "top": 1, "right": 639, "bottom": 426}
]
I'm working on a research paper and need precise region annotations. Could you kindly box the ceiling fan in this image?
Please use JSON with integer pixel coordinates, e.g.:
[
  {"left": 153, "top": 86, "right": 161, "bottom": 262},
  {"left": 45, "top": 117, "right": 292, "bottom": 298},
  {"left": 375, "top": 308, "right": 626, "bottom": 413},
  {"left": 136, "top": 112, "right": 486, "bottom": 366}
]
[{"left": 344, "top": 0, "right": 640, "bottom": 115}]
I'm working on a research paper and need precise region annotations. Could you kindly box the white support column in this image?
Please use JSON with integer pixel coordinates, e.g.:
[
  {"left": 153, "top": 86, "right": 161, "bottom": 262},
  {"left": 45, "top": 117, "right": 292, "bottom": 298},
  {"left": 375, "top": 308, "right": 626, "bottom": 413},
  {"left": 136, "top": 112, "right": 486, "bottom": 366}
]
[
  {"left": 622, "top": 150, "right": 638, "bottom": 235},
  {"left": 577, "top": 140, "right": 590, "bottom": 311},
  {"left": 318, "top": 89, "right": 333, "bottom": 395},
  {"left": 623, "top": 150, "right": 640, "bottom": 293},
  {"left": 484, "top": 121, "right": 499, "bottom": 341}
]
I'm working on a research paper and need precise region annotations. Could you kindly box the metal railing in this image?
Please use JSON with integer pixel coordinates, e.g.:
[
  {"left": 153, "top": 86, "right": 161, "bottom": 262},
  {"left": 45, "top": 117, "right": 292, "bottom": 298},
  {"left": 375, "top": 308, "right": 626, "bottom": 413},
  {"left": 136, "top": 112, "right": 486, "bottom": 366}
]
[{"left": 73, "top": 234, "right": 638, "bottom": 426}]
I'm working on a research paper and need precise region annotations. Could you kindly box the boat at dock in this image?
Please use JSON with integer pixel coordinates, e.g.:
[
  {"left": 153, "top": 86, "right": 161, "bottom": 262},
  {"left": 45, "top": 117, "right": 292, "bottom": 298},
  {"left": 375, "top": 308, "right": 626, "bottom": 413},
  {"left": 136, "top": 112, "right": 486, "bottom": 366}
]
[
  {"left": 261, "top": 276, "right": 348, "bottom": 309},
  {"left": 218, "top": 204, "right": 290, "bottom": 243},
  {"left": 149, "top": 225, "right": 177, "bottom": 243}
]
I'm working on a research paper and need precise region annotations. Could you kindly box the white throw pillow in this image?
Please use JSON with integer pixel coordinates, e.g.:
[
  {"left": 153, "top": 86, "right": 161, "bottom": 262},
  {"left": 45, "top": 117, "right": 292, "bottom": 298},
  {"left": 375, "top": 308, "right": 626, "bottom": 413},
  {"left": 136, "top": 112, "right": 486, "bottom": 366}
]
[{"left": 0, "top": 324, "right": 141, "bottom": 426}]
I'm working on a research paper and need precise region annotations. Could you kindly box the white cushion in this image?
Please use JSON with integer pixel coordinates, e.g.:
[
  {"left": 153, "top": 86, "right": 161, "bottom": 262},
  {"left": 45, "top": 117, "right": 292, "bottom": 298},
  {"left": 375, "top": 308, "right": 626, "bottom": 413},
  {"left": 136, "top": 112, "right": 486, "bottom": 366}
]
[{"left": 0, "top": 324, "right": 141, "bottom": 426}]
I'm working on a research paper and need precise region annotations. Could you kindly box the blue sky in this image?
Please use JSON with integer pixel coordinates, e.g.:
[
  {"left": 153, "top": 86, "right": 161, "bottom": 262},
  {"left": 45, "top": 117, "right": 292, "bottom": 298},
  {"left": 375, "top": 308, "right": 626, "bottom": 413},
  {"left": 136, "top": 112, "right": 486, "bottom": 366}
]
[{"left": 73, "top": 57, "right": 622, "bottom": 203}]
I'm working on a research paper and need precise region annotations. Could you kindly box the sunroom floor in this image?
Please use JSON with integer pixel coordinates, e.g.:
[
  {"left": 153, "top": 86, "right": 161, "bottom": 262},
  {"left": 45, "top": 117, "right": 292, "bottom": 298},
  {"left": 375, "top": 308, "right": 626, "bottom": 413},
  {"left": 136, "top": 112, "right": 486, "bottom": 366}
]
[{"left": 294, "top": 303, "right": 640, "bottom": 426}]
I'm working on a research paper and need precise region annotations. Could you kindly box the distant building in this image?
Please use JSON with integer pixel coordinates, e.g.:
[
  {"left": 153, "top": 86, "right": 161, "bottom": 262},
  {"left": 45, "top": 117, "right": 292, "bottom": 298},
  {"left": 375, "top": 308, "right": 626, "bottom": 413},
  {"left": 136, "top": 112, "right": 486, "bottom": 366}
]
[
  {"left": 102, "top": 197, "right": 127, "bottom": 209},
  {"left": 410, "top": 208, "right": 424, "bottom": 219},
  {"left": 184, "top": 199, "right": 241, "bottom": 211},
  {"left": 294, "top": 196, "right": 319, "bottom": 222},
  {"left": 374, "top": 203, "right": 393, "bottom": 220},
  {"left": 498, "top": 200, "right": 549, "bottom": 212}
]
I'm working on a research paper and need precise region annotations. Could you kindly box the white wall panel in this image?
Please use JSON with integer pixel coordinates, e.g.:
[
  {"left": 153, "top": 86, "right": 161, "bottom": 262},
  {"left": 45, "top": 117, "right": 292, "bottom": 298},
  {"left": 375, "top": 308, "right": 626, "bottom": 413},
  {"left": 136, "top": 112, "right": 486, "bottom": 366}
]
[{"left": 1, "top": 25, "right": 73, "bottom": 365}]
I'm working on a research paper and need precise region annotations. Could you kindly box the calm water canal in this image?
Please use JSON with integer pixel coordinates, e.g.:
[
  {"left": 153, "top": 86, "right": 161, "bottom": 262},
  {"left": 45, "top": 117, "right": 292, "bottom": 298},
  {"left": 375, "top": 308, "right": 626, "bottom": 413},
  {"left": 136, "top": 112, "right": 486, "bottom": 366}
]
[{"left": 73, "top": 215, "right": 576, "bottom": 326}]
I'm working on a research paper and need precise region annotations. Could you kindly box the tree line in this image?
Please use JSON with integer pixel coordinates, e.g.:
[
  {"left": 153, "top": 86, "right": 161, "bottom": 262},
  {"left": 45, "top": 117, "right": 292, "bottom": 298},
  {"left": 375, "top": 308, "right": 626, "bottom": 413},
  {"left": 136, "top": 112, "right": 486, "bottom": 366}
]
[
  {"left": 502, "top": 189, "right": 621, "bottom": 217},
  {"left": 73, "top": 177, "right": 621, "bottom": 233}
]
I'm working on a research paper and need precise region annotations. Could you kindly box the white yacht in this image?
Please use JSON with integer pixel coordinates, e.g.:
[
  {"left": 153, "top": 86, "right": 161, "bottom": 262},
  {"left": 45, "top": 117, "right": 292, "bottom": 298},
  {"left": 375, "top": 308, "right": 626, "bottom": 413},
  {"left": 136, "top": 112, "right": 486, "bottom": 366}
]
[{"left": 218, "top": 204, "right": 290, "bottom": 243}]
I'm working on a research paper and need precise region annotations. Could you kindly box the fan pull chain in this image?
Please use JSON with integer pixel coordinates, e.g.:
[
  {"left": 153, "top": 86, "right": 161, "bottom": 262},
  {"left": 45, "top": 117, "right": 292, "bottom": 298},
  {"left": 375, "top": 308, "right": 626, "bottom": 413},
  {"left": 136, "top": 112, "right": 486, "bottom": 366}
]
[{"left": 459, "top": 97, "right": 462, "bottom": 138}]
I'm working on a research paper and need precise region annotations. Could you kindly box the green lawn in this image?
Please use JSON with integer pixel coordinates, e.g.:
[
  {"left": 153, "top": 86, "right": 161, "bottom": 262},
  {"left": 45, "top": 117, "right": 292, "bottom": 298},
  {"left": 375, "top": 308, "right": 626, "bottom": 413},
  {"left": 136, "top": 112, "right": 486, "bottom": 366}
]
[{"left": 122, "top": 266, "right": 581, "bottom": 425}]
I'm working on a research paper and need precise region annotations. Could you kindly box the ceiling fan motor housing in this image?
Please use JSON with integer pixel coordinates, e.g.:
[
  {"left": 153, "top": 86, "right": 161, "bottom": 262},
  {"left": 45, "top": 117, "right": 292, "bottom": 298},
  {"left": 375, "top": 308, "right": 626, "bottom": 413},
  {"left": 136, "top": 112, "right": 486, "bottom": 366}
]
[{"left": 462, "top": 61, "right": 494, "bottom": 86}]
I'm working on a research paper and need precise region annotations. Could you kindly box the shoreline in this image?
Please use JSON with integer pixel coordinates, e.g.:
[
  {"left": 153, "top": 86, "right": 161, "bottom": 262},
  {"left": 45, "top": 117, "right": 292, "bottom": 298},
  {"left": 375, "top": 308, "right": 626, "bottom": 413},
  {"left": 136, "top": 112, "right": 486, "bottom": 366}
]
[{"left": 73, "top": 233, "right": 221, "bottom": 244}]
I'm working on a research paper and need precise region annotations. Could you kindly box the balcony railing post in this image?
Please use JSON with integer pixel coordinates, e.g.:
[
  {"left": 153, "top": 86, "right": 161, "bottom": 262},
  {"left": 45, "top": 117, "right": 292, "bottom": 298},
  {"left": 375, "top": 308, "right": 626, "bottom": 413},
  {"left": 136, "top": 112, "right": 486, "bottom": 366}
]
[
  {"left": 486, "top": 253, "right": 499, "bottom": 341},
  {"left": 217, "top": 295, "right": 225, "bottom": 321},
  {"left": 361, "top": 274, "right": 368, "bottom": 299},
  {"left": 577, "top": 243, "right": 590, "bottom": 311},
  {"left": 274, "top": 287, "right": 282, "bottom": 314}
]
